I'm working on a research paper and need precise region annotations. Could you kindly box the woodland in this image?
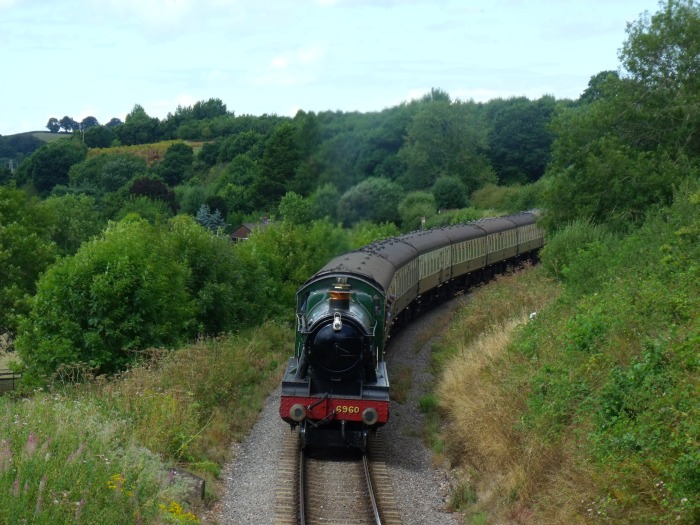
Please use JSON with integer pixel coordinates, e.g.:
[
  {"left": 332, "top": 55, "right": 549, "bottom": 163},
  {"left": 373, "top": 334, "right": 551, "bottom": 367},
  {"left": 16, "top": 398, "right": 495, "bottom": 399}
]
[{"left": 0, "top": 0, "right": 697, "bottom": 523}]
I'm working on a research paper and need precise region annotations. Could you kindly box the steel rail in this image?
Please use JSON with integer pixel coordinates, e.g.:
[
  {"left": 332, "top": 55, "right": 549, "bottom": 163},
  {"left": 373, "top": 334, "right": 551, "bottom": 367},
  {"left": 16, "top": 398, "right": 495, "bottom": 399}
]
[
  {"left": 298, "top": 447, "right": 307, "bottom": 525},
  {"left": 363, "top": 452, "right": 382, "bottom": 525}
]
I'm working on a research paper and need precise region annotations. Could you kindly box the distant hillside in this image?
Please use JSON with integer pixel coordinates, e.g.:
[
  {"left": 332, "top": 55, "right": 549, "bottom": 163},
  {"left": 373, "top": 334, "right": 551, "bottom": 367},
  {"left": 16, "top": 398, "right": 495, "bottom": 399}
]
[{"left": 26, "top": 131, "right": 72, "bottom": 143}]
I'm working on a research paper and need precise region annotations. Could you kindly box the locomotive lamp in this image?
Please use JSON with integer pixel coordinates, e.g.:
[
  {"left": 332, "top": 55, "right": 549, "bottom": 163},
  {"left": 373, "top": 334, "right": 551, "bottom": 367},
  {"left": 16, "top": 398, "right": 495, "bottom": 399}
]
[
  {"left": 362, "top": 407, "right": 379, "bottom": 426},
  {"left": 289, "top": 404, "right": 306, "bottom": 422}
]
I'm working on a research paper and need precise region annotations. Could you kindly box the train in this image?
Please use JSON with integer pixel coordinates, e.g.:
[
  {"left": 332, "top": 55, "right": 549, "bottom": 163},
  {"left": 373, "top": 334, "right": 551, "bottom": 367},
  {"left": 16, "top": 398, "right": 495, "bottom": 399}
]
[{"left": 279, "top": 211, "right": 545, "bottom": 449}]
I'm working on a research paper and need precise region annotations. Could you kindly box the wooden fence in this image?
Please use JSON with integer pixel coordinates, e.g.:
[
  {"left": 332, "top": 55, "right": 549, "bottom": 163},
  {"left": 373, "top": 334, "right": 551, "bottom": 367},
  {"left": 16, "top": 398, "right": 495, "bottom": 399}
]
[{"left": 0, "top": 369, "right": 21, "bottom": 393}]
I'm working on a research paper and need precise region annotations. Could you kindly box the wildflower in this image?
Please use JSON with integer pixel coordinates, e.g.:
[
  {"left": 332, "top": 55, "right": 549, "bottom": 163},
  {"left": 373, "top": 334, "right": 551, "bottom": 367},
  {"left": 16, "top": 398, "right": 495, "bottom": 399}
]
[
  {"left": 66, "top": 443, "right": 85, "bottom": 464},
  {"left": 0, "top": 439, "right": 11, "bottom": 471},
  {"left": 75, "top": 498, "right": 86, "bottom": 521},
  {"left": 12, "top": 478, "right": 19, "bottom": 497},
  {"left": 107, "top": 473, "right": 125, "bottom": 493},
  {"left": 25, "top": 431, "right": 37, "bottom": 457},
  {"left": 36, "top": 476, "right": 46, "bottom": 514}
]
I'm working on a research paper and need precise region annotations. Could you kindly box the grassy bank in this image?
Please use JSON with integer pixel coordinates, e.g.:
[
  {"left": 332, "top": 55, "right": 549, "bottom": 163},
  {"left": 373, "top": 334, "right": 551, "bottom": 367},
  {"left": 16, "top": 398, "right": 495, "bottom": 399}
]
[
  {"left": 0, "top": 320, "right": 292, "bottom": 524},
  {"left": 434, "top": 183, "right": 699, "bottom": 524}
]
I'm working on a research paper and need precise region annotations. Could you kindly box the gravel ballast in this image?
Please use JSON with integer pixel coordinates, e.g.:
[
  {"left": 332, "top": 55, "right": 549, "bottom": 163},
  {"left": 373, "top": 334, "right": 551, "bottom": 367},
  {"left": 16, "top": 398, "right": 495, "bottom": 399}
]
[{"left": 206, "top": 298, "right": 464, "bottom": 525}]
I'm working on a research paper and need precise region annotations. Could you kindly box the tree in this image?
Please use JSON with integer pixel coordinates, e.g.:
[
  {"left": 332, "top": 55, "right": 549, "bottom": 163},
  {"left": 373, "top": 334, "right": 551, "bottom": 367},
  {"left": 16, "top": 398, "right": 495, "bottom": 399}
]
[
  {"left": 15, "top": 219, "right": 194, "bottom": 375},
  {"left": 192, "top": 98, "right": 228, "bottom": 120},
  {"left": 105, "top": 117, "right": 123, "bottom": 128},
  {"left": 252, "top": 122, "right": 301, "bottom": 208},
  {"left": 619, "top": 0, "right": 700, "bottom": 155},
  {"left": 59, "top": 116, "right": 79, "bottom": 133},
  {"left": 218, "top": 130, "right": 265, "bottom": 162},
  {"left": 68, "top": 152, "right": 147, "bottom": 196},
  {"left": 195, "top": 204, "right": 227, "bottom": 233},
  {"left": 397, "top": 99, "right": 495, "bottom": 192},
  {"left": 310, "top": 183, "right": 341, "bottom": 221},
  {"left": 579, "top": 70, "right": 621, "bottom": 104},
  {"left": 116, "top": 104, "right": 160, "bottom": 145},
  {"left": 486, "top": 96, "right": 555, "bottom": 184},
  {"left": 398, "top": 191, "right": 436, "bottom": 231},
  {"left": 83, "top": 125, "right": 116, "bottom": 148},
  {"left": 80, "top": 116, "right": 99, "bottom": 131},
  {"left": 129, "top": 177, "right": 178, "bottom": 213},
  {"left": 278, "top": 191, "right": 312, "bottom": 225},
  {"left": 46, "top": 117, "right": 60, "bottom": 133},
  {"left": 39, "top": 194, "right": 104, "bottom": 256},
  {"left": 337, "top": 177, "right": 403, "bottom": 226},
  {"left": 154, "top": 142, "right": 194, "bottom": 186},
  {"left": 0, "top": 186, "right": 57, "bottom": 334},
  {"left": 432, "top": 176, "right": 468, "bottom": 209},
  {"left": 20, "top": 138, "right": 88, "bottom": 195},
  {"left": 543, "top": 0, "right": 700, "bottom": 229}
]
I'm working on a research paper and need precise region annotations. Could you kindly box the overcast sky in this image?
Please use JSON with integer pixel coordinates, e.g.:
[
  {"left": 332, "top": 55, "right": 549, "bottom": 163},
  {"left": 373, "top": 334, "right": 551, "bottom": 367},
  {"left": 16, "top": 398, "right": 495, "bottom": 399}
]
[{"left": 0, "top": 0, "right": 660, "bottom": 136}]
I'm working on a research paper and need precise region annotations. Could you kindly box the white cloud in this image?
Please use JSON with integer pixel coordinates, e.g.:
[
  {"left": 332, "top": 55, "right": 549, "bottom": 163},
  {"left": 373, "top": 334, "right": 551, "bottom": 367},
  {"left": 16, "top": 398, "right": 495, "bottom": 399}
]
[
  {"left": 255, "top": 43, "right": 327, "bottom": 87},
  {"left": 0, "top": 0, "right": 20, "bottom": 10}
]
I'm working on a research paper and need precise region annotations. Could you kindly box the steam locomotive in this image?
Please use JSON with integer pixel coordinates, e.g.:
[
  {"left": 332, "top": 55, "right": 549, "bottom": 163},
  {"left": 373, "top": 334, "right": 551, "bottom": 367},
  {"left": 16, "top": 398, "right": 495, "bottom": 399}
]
[{"left": 279, "top": 211, "right": 545, "bottom": 449}]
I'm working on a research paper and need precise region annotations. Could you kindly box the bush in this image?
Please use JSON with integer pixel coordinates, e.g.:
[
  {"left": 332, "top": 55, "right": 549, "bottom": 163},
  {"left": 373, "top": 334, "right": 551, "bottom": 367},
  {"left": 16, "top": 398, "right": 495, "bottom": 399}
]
[{"left": 16, "top": 218, "right": 194, "bottom": 376}]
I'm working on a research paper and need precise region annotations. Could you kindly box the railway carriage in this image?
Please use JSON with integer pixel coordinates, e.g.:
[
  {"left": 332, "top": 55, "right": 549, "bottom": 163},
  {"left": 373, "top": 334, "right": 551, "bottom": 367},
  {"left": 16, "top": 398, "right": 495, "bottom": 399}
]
[{"left": 280, "top": 211, "right": 545, "bottom": 449}]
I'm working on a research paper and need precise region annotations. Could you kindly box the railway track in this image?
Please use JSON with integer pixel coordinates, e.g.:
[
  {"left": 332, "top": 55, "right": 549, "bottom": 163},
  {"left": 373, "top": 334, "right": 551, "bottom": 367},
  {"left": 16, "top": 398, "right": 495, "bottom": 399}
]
[{"left": 275, "top": 429, "right": 402, "bottom": 525}]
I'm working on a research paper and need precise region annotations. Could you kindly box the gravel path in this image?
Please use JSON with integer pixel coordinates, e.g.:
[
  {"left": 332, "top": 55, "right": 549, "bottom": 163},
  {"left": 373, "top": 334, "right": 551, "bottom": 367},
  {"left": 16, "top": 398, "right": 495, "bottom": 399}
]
[{"left": 205, "top": 298, "right": 464, "bottom": 525}]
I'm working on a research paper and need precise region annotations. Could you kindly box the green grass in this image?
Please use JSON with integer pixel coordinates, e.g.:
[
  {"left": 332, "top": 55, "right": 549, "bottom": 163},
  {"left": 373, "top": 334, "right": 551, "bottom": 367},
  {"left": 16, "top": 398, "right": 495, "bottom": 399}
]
[{"left": 0, "top": 320, "right": 293, "bottom": 524}]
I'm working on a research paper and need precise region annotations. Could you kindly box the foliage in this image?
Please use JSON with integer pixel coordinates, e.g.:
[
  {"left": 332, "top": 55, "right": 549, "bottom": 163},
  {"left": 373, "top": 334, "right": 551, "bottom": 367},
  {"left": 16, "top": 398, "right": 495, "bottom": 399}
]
[
  {"left": 15, "top": 219, "right": 195, "bottom": 377},
  {"left": 18, "top": 138, "right": 87, "bottom": 195},
  {"left": 398, "top": 191, "right": 436, "bottom": 231},
  {"left": 424, "top": 207, "right": 483, "bottom": 229},
  {"left": 486, "top": 96, "right": 555, "bottom": 184},
  {"left": 0, "top": 186, "right": 57, "bottom": 334},
  {"left": 470, "top": 180, "right": 545, "bottom": 213},
  {"left": 83, "top": 125, "right": 116, "bottom": 148},
  {"left": 278, "top": 191, "right": 312, "bottom": 225},
  {"left": 436, "top": 180, "right": 699, "bottom": 524},
  {"left": 309, "top": 183, "right": 341, "bottom": 221},
  {"left": 543, "top": 0, "right": 700, "bottom": 231},
  {"left": 397, "top": 98, "right": 495, "bottom": 192},
  {"left": 155, "top": 142, "right": 194, "bottom": 186},
  {"left": 346, "top": 221, "right": 399, "bottom": 249},
  {"left": 337, "top": 177, "right": 403, "bottom": 226},
  {"left": 194, "top": 204, "right": 226, "bottom": 233},
  {"left": 59, "top": 116, "right": 79, "bottom": 133},
  {"left": 234, "top": 219, "right": 351, "bottom": 318},
  {"left": 431, "top": 175, "right": 467, "bottom": 209},
  {"left": 39, "top": 194, "right": 104, "bottom": 256},
  {"left": 116, "top": 104, "right": 160, "bottom": 146},
  {"left": 68, "top": 152, "right": 147, "bottom": 197},
  {"left": 1, "top": 321, "right": 290, "bottom": 524},
  {"left": 129, "top": 177, "right": 178, "bottom": 213},
  {"left": 175, "top": 184, "right": 208, "bottom": 216},
  {"left": 45, "top": 117, "right": 60, "bottom": 133},
  {"left": 167, "top": 215, "right": 261, "bottom": 334},
  {"left": 252, "top": 122, "right": 301, "bottom": 209},
  {"left": 114, "top": 196, "right": 174, "bottom": 223},
  {"left": 538, "top": 219, "right": 616, "bottom": 290}
]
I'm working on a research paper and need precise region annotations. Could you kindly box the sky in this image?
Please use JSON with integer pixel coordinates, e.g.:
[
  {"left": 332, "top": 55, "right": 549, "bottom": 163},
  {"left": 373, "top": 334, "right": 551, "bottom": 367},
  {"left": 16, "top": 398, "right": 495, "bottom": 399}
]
[{"left": 0, "top": 0, "right": 661, "bottom": 136}]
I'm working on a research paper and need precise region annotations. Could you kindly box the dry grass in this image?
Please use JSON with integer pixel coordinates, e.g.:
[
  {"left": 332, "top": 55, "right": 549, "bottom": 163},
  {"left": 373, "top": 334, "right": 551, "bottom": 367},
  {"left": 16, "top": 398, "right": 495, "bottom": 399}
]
[{"left": 433, "top": 267, "right": 584, "bottom": 523}]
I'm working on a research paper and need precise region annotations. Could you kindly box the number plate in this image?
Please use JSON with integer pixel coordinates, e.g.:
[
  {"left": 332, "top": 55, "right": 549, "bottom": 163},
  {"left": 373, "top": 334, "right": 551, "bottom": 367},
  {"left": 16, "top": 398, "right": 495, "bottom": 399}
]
[{"left": 335, "top": 405, "right": 360, "bottom": 415}]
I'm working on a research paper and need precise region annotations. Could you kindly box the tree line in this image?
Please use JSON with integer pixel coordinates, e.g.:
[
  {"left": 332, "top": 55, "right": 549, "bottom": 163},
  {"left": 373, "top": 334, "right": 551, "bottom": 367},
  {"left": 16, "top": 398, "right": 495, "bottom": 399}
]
[{"left": 1, "top": 0, "right": 697, "bottom": 381}]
